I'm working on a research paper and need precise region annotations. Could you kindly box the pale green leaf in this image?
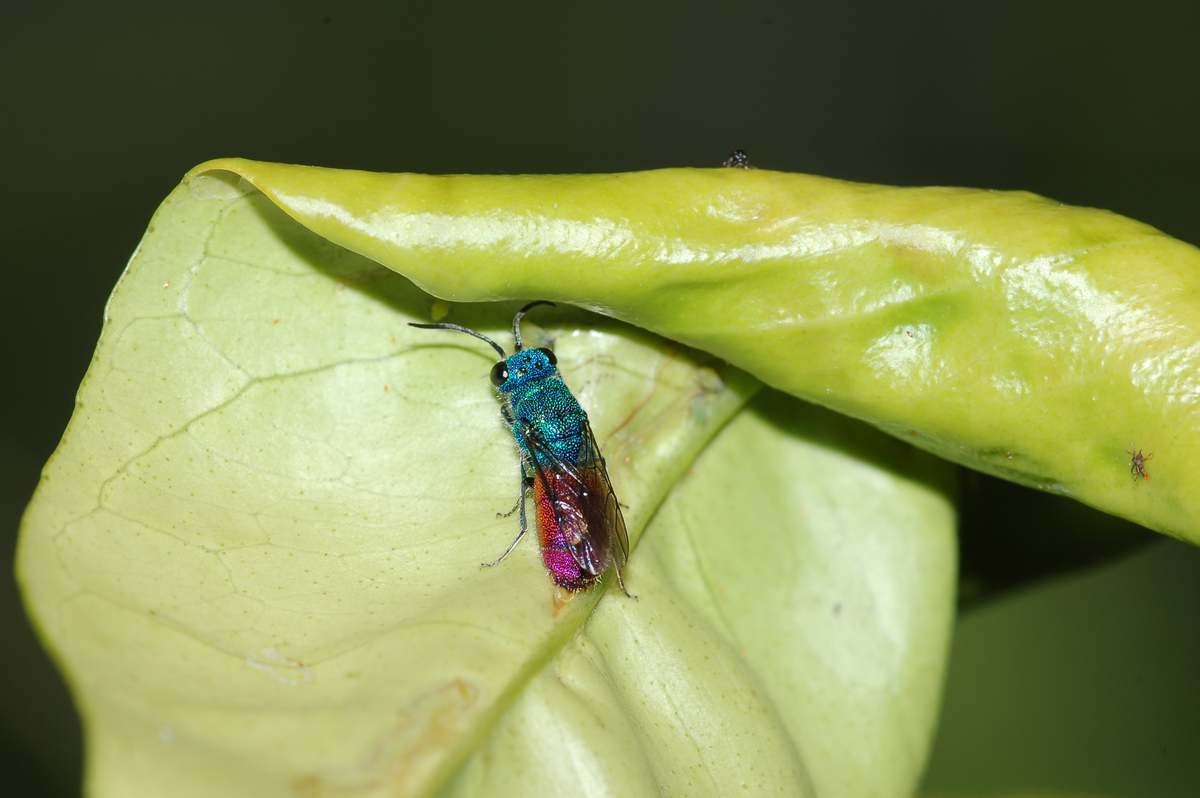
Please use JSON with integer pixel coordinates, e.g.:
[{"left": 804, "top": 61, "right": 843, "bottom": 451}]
[{"left": 18, "top": 172, "right": 956, "bottom": 797}]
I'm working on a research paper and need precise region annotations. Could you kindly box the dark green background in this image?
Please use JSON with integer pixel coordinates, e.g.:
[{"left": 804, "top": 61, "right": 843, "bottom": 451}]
[{"left": 4, "top": 2, "right": 1198, "bottom": 795}]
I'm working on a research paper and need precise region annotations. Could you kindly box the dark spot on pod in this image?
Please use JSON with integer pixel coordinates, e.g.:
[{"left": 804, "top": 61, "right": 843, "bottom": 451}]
[{"left": 722, "top": 149, "right": 752, "bottom": 168}]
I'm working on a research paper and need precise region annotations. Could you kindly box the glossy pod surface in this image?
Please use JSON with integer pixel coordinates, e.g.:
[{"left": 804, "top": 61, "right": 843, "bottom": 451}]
[{"left": 194, "top": 159, "right": 1200, "bottom": 544}]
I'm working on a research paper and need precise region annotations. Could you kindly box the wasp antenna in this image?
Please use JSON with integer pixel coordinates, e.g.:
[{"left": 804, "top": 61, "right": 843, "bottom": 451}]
[
  {"left": 408, "top": 322, "right": 506, "bottom": 358},
  {"left": 513, "top": 300, "right": 556, "bottom": 351}
]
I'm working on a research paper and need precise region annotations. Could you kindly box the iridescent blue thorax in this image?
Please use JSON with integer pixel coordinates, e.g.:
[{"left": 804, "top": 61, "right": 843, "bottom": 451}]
[{"left": 496, "top": 349, "right": 587, "bottom": 465}]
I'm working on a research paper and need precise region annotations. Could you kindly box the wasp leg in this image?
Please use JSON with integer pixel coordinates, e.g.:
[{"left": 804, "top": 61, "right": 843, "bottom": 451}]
[
  {"left": 483, "top": 467, "right": 534, "bottom": 568},
  {"left": 613, "top": 560, "right": 636, "bottom": 599},
  {"left": 496, "top": 497, "right": 521, "bottom": 518}
]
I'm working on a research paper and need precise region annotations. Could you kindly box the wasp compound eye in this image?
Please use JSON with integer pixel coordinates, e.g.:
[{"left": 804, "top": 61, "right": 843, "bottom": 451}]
[
  {"left": 536, "top": 347, "right": 557, "bottom": 366},
  {"left": 490, "top": 361, "right": 509, "bottom": 387}
]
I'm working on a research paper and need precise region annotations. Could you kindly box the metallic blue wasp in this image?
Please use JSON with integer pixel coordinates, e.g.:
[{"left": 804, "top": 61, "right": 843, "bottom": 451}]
[{"left": 410, "top": 302, "right": 630, "bottom": 594}]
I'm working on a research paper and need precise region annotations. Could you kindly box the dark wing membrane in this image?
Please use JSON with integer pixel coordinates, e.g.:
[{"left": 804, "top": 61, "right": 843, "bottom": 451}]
[
  {"left": 578, "top": 420, "right": 630, "bottom": 573},
  {"left": 519, "top": 422, "right": 607, "bottom": 578}
]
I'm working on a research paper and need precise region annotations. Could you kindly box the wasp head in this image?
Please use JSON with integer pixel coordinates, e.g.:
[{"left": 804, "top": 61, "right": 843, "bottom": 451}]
[{"left": 491, "top": 347, "right": 558, "bottom": 391}]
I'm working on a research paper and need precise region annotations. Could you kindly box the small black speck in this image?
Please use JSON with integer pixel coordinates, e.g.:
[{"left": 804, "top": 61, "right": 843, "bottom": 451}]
[
  {"left": 721, "top": 149, "right": 752, "bottom": 169},
  {"left": 321, "top": 15, "right": 333, "bottom": 24}
]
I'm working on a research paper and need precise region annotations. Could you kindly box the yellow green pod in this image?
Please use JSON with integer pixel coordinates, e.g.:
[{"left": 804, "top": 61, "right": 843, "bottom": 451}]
[{"left": 196, "top": 158, "right": 1200, "bottom": 544}]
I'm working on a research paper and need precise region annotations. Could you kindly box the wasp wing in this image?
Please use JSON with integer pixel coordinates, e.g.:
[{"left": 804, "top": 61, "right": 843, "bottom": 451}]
[
  {"left": 519, "top": 421, "right": 607, "bottom": 579},
  {"left": 578, "top": 419, "right": 629, "bottom": 578}
]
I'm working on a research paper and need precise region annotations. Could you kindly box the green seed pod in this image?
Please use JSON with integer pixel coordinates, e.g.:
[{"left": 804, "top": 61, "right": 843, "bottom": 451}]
[{"left": 196, "top": 158, "right": 1200, "bottom": 544}]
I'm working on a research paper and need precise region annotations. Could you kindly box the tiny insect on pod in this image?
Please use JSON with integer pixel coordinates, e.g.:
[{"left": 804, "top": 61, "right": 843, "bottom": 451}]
[
  {"left": 409, "top": 302, "right": 631, "bottom": 595},
  {"left": 1128, "top": 448, "right": 1153, "bottom": 481}
]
